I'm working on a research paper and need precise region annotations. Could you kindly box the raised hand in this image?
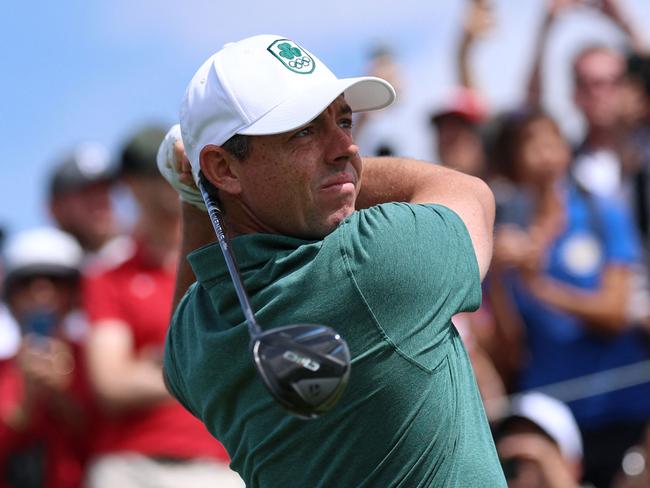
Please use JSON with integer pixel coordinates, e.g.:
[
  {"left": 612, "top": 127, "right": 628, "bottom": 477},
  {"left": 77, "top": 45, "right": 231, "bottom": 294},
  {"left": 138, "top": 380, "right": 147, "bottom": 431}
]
[
  {"left": 156, "top": 124, "right": 206, "bottom": 211},
  {"left": 463, "top": 0, "right": 496, "bottom": 41}
]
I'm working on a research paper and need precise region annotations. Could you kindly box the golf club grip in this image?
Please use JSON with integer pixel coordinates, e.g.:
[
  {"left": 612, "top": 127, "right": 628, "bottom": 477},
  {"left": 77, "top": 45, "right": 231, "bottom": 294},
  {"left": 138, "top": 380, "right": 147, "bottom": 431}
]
[{"left": 197, "top": 176, "right": 262, "bottom": 337}]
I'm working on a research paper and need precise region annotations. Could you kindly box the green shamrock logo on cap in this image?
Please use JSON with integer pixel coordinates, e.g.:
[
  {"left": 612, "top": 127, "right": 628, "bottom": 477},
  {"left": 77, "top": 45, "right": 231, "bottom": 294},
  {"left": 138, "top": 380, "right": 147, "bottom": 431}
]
[
  {"left": 267, "top": 39, "right": 315, "bottom": 74},
  {"left": 278, "top": 42, "right": 301, "bottom": 60}
]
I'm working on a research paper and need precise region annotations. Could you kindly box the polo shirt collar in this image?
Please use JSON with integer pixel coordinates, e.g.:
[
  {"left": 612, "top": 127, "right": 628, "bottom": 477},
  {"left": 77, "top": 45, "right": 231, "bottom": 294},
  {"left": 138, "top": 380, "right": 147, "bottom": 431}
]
[{"left": 188, "top": 233, "right": 317, "bottom": 286}]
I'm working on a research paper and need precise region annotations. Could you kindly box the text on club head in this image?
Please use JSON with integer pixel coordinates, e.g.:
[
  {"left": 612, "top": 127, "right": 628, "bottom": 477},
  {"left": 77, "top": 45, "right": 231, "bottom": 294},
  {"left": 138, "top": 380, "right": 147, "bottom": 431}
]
[{"left": 282, "top": 351, "right": 320, "bottom": 371}]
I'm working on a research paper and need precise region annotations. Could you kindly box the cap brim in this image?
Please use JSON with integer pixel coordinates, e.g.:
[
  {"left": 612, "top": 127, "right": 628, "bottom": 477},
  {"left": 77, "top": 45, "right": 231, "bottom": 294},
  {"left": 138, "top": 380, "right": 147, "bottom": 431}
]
[{"left": 238, "top": 76, "right": 395, "bottom": 137}]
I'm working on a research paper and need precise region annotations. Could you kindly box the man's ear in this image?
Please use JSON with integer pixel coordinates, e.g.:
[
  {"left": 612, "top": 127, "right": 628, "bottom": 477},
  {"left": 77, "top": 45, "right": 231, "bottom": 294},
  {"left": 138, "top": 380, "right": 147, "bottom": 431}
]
[{"left": 199, "top": 145, "right": 242, "bottom": 195}]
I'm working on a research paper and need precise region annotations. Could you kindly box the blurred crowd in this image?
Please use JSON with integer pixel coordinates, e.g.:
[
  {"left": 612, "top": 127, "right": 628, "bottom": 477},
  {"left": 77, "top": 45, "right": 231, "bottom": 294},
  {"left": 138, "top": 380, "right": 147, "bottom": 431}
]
[
  {"left": 2, "top": 0, "right": 650, "bottom": 487},
  {"left": 0, "top": 130, "right": 244, "bottom": 487},
  {"left": 358, "top": 0, "right": 650, "bottom": 487}
]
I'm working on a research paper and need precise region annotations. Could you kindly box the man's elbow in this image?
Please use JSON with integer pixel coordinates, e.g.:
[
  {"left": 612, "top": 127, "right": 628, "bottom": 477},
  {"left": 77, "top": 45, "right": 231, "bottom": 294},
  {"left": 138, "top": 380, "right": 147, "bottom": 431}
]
[
  {"left": 469, "top": 176, "right": 495, "bottom": 280},
  {"left": 472, "top": 176, "right": 495, "bottom": 231}
]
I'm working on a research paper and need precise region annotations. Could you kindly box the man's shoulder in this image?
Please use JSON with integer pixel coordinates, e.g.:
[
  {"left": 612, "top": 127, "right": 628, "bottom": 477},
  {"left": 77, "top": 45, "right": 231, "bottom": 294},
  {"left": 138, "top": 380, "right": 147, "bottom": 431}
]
[
  {"left": 337, "top": 202, "right": 478, "bottom": 283},
  {"left": 340, "top": 202, "right": 467, "bottom": 245},
  {"left": 346, "top": 202, "right": 460, "bottom": 227}
]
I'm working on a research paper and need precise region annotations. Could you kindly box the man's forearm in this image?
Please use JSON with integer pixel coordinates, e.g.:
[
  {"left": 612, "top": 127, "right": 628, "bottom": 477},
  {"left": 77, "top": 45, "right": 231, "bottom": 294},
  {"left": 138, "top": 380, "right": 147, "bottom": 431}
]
[{"left": 357, "top": 157, "right": 486, "bottom": 207}]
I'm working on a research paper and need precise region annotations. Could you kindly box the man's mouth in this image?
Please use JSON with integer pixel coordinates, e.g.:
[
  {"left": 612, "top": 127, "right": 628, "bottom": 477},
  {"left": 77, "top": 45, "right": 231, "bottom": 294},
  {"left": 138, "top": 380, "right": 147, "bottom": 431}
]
[{"left": 320, "top": 173, "right": 356, "bottom": 191}]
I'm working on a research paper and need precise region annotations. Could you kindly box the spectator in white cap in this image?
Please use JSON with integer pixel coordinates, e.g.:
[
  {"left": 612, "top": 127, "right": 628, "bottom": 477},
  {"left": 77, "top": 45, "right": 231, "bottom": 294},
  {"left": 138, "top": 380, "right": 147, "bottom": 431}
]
[
  {"left": 48, "top": 143, "right": 133, "bottom": 272},
  {"left": 160, "top": 33, "right": 502, "bottom": 486},
  {"left": 0, "top": 227, "right": 94, "bottom": 488},
  {"left": 495, "top": 392, "right": 584, "bottom": 488}
]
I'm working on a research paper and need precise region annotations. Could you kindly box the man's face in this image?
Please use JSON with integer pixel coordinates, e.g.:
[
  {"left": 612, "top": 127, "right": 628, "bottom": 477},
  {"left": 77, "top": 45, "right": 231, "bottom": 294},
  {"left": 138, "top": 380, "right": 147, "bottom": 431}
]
[
  {"left": 231, "top": 96, "right": 362, "bottom": 239},
  {"left": 516, "top": 118, "right": 571, "bottom": 186},
  {"left": 574, "top": 49, "right": 625, "bottom": 130},
  {"left": 435, "top": 115, "right": 484, "bottom": 176},
  {"left": 7, "top": 275, "right": 78, "bottom": 336},
  {"left": 50, "top": 182, "right": 115, "bottom": 252}
]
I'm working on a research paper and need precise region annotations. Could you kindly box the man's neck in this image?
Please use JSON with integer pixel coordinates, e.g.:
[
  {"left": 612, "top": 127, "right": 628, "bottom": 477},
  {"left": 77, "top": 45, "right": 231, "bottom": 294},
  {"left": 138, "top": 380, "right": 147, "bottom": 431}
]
[{"left": 220, "top": 198, "right": 275, "bottom": 239}]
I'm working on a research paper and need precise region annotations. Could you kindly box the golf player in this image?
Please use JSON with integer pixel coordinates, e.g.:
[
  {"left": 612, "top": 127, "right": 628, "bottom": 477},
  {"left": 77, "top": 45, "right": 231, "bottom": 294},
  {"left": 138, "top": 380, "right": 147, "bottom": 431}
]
[{"left": 161, "top": 34, "right": 505, "bottom": 486}]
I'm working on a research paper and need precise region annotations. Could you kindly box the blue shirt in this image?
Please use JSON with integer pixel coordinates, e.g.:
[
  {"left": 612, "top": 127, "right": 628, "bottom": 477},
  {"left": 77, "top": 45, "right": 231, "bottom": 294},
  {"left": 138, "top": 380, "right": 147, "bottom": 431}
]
[{"left": 507, "top": 183, "right": 650, "bottom": 428}]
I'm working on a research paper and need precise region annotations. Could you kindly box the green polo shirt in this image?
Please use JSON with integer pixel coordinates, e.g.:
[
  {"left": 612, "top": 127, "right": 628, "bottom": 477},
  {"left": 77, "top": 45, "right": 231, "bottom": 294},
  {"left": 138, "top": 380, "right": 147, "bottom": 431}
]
[{"left": 164, "top": 202, "right": 505, "bottom": 487}]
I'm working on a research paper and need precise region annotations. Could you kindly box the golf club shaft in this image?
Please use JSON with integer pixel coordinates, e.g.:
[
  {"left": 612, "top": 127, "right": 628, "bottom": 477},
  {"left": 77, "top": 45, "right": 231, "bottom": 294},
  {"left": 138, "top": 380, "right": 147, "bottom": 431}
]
[{"left": 198, "top": 176, "right": 262, "bottom": 338}]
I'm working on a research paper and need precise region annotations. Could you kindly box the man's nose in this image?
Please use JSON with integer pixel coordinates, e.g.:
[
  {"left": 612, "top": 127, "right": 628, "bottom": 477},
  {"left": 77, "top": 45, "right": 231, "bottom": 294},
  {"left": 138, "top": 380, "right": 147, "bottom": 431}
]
[{"left": 324, "top": 125, "right": 358, "bottom": 165}]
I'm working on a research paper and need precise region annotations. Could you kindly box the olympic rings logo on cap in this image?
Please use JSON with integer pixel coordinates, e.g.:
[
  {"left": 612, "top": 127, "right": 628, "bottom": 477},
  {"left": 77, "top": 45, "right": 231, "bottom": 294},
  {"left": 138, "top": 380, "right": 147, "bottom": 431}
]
[
  {"left": 267, "top": 39, "right": 316, "bottom": 75},
  {"left": 288, "top": 57, "right": 311, "bottom": 70}
]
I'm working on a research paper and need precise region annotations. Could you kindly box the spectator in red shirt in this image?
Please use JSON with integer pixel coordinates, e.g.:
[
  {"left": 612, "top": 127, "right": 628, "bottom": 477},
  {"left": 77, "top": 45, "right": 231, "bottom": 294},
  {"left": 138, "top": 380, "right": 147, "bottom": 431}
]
[
  {"left": 0, "top": 227, "right": 94, "bottom": 488},
  {"left": 82, "top": 126, "right": 242, "bottom": 488}
]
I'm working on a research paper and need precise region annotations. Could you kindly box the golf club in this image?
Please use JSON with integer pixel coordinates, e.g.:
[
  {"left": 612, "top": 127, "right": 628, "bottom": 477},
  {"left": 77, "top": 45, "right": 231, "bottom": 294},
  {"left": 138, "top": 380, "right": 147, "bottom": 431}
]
[{"left": 197, "top": 175, "right": 351, "bottom": 419}]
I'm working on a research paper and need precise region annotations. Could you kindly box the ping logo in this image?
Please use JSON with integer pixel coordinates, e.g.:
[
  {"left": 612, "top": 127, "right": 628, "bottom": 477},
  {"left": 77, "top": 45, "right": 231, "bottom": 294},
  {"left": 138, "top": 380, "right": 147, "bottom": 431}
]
[
  {"left": 267, "top": 39, "right": 315, "bottom": 74},
  {"left": 283, "top": 351, "right": 320, "bottom": 371}
]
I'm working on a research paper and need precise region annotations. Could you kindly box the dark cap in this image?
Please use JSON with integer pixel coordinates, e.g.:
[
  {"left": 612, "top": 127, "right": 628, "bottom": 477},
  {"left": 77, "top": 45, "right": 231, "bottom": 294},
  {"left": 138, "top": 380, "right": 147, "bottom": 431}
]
[
  {"left": 48, "top": 143, "right": 116, "bottom": 199},
  {"left": 119, "top": 126, "right": 167, "bottom": 176}
]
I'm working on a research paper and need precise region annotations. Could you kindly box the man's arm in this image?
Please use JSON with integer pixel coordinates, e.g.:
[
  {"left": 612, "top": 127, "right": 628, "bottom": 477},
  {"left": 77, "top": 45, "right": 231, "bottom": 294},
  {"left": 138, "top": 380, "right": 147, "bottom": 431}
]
[
  {"left": 357, "top": 157, "right": 495, "bottom": 280},
  {"left": 156, "top": 125, "right": 215, "bottom": 310},
  {"left": 523, "top": 265, "right": 632, "bottom": 334},
  {"left": 601, "top": 0, "right": 647, "bottom": 55},
  {"left": 85, "top": 321, "right": 170, "bottom": 413},
  {"left": 458, "top": 0, "right": 494, "bottom": 89}
]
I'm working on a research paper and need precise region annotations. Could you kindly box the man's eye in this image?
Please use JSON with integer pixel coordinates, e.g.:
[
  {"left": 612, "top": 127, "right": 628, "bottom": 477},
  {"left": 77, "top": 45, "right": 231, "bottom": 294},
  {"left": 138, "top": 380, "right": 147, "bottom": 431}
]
[
  {"left": 293, "top": 127, "right": 313, "bottom": 138},
  {"left": 339, "top": 118, "right": 353, "bottom": 129}
]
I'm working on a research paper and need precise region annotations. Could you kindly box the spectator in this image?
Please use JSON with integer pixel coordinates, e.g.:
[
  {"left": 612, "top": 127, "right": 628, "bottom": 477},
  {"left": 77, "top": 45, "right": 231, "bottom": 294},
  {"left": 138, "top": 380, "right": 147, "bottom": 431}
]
[
  {"left": 504, "top": 0, "right": 650, "bottom": 329},
  {"left": 352, "top": 44, "right": 427, "bottom": 160},
  {"left": 82, "top": 126, "right": 242, "bottom": 488},
  {"left": 618, "top": 54, "right": 650, "bottom": 244},
  {"left": 47, "top": 143, "right": 133, "bottom": 271},
  {"left": 429, "top": 87, "right": 488, "bottom": 177},
  {"left": 428, "top": 0, "right": 492, "bottom": 178},
  {"left": 566, "top": 0, "right": 646, "bottom": 201},
  {"left": 571, "top": 42, "right": 629, "bottom": 197},
  {"left": 488, "top": 110, "right": 650, "bottom": 487},
  {"left": 0, "top": 227, "right": 94, "bottom": 488},
  {"left": 0, "top": 227, "right": 20, "bottom": 361},
  {"left": 495, "top": 392, "right": 584, "bottom": 488},
  {"left": 618, "top": 53, "right": 650, "bottom": 325}
]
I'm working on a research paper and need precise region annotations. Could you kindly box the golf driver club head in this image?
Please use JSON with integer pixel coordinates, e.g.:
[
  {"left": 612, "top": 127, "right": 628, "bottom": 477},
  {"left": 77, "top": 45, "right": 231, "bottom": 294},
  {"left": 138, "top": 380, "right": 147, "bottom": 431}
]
[{"left": 251, "top": 324, "right": 351, "bottom": 419}]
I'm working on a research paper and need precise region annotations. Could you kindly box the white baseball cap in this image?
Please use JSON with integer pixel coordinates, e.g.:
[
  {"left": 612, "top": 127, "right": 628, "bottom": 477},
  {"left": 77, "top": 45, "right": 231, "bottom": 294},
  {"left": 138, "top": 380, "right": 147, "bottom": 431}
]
[
  {"left": 3, "top": 228, "right": 83, "bottom": 285},
  {"left": 180, "top": 34, "right": 396, "bottom": 181},
  {"left": 507, "top": 392, "right": 584, "bottom": 463}
]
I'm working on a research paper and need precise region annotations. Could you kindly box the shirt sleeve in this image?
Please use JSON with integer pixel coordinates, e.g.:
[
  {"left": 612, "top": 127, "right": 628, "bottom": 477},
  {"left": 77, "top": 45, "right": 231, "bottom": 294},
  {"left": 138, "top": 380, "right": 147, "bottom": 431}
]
[{"left": 339, "top": 203, "right": 481, "bottom": 370}]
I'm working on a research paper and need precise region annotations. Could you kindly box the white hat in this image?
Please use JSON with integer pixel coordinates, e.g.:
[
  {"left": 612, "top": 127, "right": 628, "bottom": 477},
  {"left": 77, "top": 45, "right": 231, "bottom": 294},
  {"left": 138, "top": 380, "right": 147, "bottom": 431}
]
[
  {"left": 3, "top": 228, "right": 83, "bottom": 283},
  {"left": 180, "top": 34, "right": 396, "bottom": 181},
  {"left": 507, "top": 392, "right": 583, "bottom": 463}
]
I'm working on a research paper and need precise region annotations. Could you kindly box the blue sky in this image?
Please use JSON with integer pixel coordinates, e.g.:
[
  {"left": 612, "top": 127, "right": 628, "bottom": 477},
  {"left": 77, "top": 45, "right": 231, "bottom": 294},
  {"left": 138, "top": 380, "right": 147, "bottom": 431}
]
[{"left": 2, "top": 0, "right": 649, "bottom": 236}]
